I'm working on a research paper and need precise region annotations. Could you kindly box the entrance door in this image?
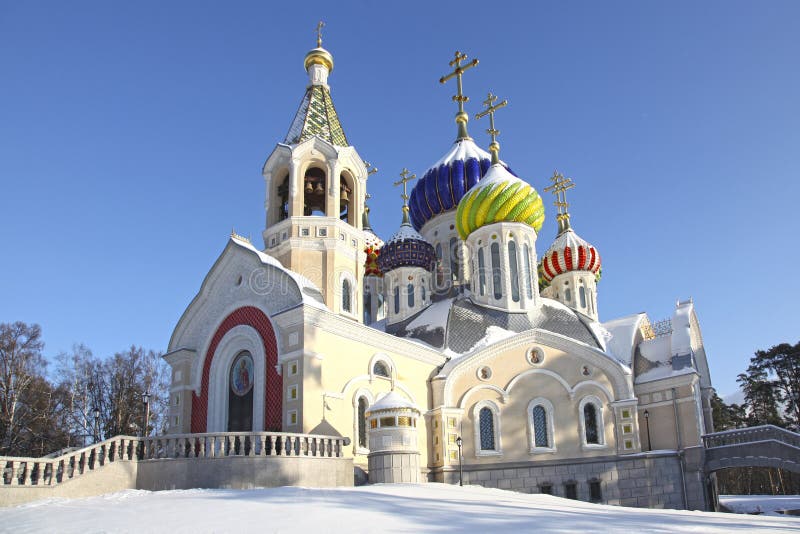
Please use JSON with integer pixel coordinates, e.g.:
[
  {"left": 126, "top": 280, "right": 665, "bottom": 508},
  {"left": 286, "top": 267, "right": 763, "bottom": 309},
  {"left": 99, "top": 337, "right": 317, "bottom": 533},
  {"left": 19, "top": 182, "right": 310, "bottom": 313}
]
[{"left": 228, "top": 351, "right": 254, "bottom": 431}]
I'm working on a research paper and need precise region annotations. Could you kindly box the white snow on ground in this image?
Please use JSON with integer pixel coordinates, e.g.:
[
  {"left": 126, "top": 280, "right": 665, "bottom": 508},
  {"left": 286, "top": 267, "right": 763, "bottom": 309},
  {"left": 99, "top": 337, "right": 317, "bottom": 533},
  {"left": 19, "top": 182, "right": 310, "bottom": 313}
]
[
  {"left": 720, "top": 494, "right": 800, "bottom": 516},
  {"left": 2, "top": 484, "right": 798, "bottom": 533}
]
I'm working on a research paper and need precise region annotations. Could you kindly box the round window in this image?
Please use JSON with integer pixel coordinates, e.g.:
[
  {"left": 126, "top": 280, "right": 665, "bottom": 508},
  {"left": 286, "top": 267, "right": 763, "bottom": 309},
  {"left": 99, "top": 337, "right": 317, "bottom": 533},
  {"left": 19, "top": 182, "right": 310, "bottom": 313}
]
[
  {"left": 526, "top": 347, "right": 545, "bottom": 365},
  {"left": 477, "top": 366, "right": 492, "bottom": 381}
]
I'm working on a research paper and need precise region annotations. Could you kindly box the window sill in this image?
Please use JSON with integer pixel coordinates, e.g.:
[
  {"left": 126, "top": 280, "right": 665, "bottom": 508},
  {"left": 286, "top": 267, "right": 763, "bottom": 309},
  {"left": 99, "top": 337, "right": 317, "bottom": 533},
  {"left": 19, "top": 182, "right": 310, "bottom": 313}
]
[
  {"left": 581, "top": 443, "right": 608, "bottom": 451},
  {"left": 529, "top": 447, "right": 557, "bottom": 455},
  {"left": 475, "top": 450, "right": 502, "bottom": 458}
]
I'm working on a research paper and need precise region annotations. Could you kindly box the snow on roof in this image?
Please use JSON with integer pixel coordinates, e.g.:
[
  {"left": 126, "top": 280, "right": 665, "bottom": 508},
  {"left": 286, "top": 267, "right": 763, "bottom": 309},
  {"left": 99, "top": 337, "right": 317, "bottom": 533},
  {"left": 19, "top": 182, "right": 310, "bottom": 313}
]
[
  {"left": 406, "top": 298, "right": 452, "bottom": 331},
  {"left": 634, "top": 334, "right": 697, "bottom": 384},
  {"left": 230, "top": 235, "right": 328, "bottom": 310},
  {"left": 602, "top": 313, "right": 647, "bottom": 366},
  {"left": 635, "top": 364, "right": 696, "bottom": 384},
  {"left": 386, "top": 222, "right": 426, "bottom": 243},
  {"left": 670, "top": 300, "right": 694, "bottom": 356},
  {"left": 368, "top": 391, "right": 417, "bottom": 412}
]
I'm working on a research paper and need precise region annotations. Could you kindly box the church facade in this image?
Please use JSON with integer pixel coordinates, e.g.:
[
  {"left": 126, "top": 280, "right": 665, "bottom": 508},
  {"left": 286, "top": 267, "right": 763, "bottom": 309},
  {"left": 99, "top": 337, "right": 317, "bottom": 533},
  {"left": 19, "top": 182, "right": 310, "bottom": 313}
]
[{"left": 163, "top": 36, "right": 715, "bottom": 510}]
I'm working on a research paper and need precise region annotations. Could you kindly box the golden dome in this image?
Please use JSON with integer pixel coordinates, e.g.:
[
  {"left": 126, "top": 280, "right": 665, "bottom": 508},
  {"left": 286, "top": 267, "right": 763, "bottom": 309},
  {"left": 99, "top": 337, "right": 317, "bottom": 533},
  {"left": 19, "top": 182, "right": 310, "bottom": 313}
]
[{"left": 304, "top": 47, "right": 334, "bottom": 73}]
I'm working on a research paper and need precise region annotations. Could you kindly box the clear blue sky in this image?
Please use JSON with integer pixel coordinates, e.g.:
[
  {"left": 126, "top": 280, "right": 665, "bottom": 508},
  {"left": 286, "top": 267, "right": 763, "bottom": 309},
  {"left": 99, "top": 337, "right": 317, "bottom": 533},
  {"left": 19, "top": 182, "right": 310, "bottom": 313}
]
[{"left": 1, "top": 1, "right": 798, "bottom": 398}]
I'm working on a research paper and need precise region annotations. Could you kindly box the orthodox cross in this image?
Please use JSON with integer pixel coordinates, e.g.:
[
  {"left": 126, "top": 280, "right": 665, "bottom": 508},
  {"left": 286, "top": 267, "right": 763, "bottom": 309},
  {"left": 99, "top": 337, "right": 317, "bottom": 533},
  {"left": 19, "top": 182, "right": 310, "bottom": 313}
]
[
  {"left": 316, "top": 21, "right": 325, "bottom": 47},
  {"left": 475, "top": 92, "right": 508, "bottom": 164},
  {"left": 440, "top": 51, "right": 479, "bottom": 139},
  {"left": 393, "top": 168, "right": 417, "bottom": 208},
  {"left": 543, "top": 171, "right": 575, "bottom": 232}
]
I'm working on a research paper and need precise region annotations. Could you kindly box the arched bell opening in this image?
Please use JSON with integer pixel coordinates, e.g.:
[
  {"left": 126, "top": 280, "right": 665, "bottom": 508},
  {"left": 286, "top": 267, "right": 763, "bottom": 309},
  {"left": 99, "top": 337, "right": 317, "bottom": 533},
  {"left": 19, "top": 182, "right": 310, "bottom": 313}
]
[
  {"left": 276, "top": 172, "right": 290, "bottom": 222},
  {"left": 339, "top": 171, "right": 355, "bottom": 225},
  {"left": 303, "top": 166, "right": 327, "bottom": 216},
  {"left": 227, "top": 351, "right": 255, "bottom": 432}
]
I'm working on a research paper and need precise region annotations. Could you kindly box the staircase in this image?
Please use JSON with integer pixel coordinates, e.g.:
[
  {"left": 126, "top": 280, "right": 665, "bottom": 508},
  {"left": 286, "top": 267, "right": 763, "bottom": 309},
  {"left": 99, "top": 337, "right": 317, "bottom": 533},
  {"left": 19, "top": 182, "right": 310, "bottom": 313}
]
[{"left": 703, "top": 425, "right": 800, "bottom": 474}]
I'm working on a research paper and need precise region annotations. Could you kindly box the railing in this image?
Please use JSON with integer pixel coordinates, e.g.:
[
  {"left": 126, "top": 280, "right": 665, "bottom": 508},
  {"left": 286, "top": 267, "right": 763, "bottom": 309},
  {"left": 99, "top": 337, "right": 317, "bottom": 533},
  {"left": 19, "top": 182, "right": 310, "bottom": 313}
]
[
  {"left": 0, "top": 432, "right": 349, "bottom": 488},
  {"left": 702, "top": 425, "right": 800, "bottom": 450}
]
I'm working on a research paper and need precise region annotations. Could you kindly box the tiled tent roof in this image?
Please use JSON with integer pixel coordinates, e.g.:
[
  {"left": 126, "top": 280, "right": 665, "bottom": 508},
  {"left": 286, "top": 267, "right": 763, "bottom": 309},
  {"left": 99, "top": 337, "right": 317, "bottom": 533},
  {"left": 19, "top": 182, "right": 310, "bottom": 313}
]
[{"left": 284, "top": 85, "right": 348, "bottom": 146}]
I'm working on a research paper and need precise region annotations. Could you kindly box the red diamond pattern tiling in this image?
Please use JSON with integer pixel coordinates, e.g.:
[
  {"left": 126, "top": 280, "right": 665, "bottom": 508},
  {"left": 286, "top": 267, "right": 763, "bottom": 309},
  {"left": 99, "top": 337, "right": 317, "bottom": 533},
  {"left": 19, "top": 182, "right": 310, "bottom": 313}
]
[{"left": 191, "top": 306, "right": 282, "bottom": 433}]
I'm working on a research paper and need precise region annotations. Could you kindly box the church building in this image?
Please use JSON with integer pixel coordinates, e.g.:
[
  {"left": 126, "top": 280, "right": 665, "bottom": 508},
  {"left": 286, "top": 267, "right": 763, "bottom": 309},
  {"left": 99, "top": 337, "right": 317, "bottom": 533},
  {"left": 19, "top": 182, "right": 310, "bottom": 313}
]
[{"left": 163, "top": 31, "right": 715, "bottom": 510}]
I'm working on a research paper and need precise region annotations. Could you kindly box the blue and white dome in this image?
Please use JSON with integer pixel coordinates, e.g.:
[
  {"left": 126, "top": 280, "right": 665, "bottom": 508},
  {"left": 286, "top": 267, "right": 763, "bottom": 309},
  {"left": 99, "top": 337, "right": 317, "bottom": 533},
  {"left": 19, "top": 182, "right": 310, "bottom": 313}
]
[
  {"left": 376, "top": 217, "right": 436, "bottom": 273},
  {"left": 408, "top": 138, "right": 515, "bottom": 231}
]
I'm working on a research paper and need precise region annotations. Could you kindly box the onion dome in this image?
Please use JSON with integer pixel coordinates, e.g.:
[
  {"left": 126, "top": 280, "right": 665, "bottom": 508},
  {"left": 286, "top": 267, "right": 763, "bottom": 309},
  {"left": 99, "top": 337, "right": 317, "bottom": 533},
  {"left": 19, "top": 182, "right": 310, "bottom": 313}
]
[
  {"left": 408, "top": 139, "right": 519, "bottom": 231},
  {"left": 540, "top": 228, "right": 601, "bottom": 282},
  {"left": 376, "top": 218, "right": 436, "bottom": 273},
  {"left": 304, "top": 47, "right": 334, "bottom": 73},
  {"left": 456, "top": 164, "right": 545, "bottom": 239},
  {"left": 363, "top": 206, "right": 384, "bottom": 277}
]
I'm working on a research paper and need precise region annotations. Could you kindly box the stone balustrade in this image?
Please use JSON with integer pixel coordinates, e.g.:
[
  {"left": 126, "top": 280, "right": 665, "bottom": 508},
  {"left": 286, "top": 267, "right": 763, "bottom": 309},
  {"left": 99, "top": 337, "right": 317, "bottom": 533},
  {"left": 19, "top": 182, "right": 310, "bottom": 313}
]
[
  {"left": 0, "top": 432, "right": 349, "bottom": 489},
  {"left": 702, "top": 424, "right": 800, "bottom": 449}
]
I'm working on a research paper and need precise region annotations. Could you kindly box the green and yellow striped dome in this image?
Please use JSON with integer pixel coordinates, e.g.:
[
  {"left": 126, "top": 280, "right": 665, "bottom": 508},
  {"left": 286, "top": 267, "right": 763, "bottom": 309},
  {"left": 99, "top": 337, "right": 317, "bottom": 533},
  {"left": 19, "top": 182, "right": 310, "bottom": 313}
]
[{"left": 456, "top": 164, "right": 545, "bottom": 240}]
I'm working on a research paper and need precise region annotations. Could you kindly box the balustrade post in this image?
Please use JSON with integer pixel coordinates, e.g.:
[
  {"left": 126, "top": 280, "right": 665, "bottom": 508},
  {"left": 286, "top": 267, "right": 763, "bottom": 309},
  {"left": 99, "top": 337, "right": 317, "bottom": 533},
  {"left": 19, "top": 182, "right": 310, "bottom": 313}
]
[
  {"left": 268, "top": 435, "right": 276, "bottom": 456},
  {"left": 30, "top": 462, "right": 40, "bottom": 485}
]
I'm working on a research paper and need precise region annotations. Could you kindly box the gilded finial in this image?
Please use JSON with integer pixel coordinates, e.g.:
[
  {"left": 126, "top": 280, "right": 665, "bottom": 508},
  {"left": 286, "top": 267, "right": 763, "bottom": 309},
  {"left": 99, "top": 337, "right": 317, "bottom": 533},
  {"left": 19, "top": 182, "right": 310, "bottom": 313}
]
[
  {"left": 543, "top": 171, "right": 576, "bottom": 234},
  {"left": 440, "top": 51, "right": 479, "bottom": 141},
  {"left": 475, "top": 92, "right": 508, "bottom": 165},
  {"left": 364, "top": 161, "right": 379, "bottom": 176},
  {"left": 393, "top": 168, "right": 418, "bottom": 224},
  {"left": 316, "top": 21, "right": 325, "bottom": 48}
]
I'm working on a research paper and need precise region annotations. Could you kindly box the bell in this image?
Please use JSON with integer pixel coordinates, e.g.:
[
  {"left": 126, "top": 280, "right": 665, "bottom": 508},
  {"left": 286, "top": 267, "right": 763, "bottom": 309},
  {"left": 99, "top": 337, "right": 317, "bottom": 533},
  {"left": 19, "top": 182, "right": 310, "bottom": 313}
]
[
  {"left": 305, "top": 181, "right": 313, "bottom": 193},
  {"left": 341, "top": 189, "right": 350, "bottom": 202},
  {"left": 314, "top": 182, "right": 324, "bottom": 194}
]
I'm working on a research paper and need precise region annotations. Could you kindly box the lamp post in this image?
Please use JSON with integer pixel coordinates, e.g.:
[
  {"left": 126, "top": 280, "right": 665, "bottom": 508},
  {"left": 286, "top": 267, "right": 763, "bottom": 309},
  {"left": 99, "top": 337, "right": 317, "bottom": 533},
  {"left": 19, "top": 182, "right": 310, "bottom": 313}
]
[
  {"left": 455, "top": 436, "right": 463, "bottom": 487},
  {"left": 142, "top": 390, "right": 151, "bottom": 438},
  {"left": 644, "top": 409, "right": 652, "bottom": 451}
]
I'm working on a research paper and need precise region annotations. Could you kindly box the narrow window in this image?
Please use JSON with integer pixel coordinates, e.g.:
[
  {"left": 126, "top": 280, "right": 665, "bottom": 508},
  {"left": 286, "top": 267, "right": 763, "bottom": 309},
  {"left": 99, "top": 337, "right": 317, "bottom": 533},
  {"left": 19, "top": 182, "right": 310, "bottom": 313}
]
[
  {"left": 479, "top": 407, "right": 495, "bottom": 450},
  {"left": 523, "top": 243, "right": 533, "bottom": 299},
  {"left": 565, "top": 482, "right": 578, "bottom": 500},
  {"left": 490, "top": 242, "right": 502, "bottom": 300},
  {"left": 393, "top": 285, "right": 399, "bottom": 314},
  {"left": 435, "top": 243, "right": 443, "bottom": 262},
  {"left": 584, "top": 403, "right": 600, "bottom": 444},
  {"left": 508, "top": 241, "right": 520, "bottom": 302},
  {"left": 565, "top": 288, "right": 572, "bottom": 303},
  {"left": 589, "top": 480, "right": 602, "bottom": 502},
  {"left": 532, "top": 405, "right": 549, "bottom": 448},
  {"left": 449, "top": 237, "right": 458, "bottom": 281},
  {"left": 363, "top": 290, "right": 372, "bottom": 324},
  {"left": 421, "top": 284, "right": 426, "bottom": 302},
  {"left": 342, "top": 279, "right": 352, "bottom": 313},
  {"left": 357, "top": 397, "right": 368, "bottom": 448},
  {"left": 579, "top": 283, "right": 587, "bottom": 309},
  {"left": 407, "top": 283, "right": 415, "bottom": 308},
  {"left": 478, "top": 248, "right": 486, "bottom": 296}
]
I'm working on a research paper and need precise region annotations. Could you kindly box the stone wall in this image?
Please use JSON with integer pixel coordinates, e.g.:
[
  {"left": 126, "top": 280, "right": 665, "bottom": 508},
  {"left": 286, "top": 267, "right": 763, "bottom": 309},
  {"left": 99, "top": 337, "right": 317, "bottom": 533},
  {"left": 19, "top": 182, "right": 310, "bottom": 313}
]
[
  {"left": 431, "top": 450, "right": 708, "bottom": 510},
  {"left": 368, "top": 451, "right": 420, "bottom": 483}
]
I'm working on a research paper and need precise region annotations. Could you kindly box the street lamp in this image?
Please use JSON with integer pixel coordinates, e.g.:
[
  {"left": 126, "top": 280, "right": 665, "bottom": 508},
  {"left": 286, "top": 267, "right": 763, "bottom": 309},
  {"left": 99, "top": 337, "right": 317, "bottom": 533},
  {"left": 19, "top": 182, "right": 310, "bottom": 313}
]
[
  {"left": 142, "top": 390, "right": 151, "bottom": 437},
  {"left": 644, "top": 409, "right": 652, "bottom": 451},
  {"left": 455, "top": 436, "right": 463, "bottom": 487}
]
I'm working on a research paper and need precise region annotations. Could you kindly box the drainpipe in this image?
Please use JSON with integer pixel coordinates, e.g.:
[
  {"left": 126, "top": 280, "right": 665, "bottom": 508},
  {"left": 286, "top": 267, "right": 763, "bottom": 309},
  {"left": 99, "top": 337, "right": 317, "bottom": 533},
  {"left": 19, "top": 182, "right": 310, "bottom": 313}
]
[{"left": 672, "top": 387, "right": 688, "bottom": 509}]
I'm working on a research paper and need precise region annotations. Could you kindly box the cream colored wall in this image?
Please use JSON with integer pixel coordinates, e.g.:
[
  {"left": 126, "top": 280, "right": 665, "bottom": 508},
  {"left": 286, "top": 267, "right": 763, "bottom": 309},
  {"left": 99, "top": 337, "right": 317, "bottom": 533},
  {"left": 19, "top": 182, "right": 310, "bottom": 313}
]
[
  {"left": 635, "top": 379, "right": 704, "bottom": 451},
  {"left": 443, "top": 344, "right": 622, "bottom": 464},
  {"left": 297, "top": 323, "right": 438, "bottom": 469}
]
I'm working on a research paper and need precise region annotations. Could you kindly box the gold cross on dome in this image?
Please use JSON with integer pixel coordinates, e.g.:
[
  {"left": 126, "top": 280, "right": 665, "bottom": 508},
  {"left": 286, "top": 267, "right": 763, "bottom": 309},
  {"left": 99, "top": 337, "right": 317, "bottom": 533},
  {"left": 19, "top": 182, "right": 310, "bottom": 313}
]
[
  {"left": 543, "top": 171, "right": 576, "bottom": 232},
  {"left": 316, "top": 21, "right": 325, "bottom": 47},
  {"left": 440, "top": 50, "right": 479, "bottom": 139},
  {"left": 475, "top": 92, "right": 508, "bottom": 164},
  {"left": 393, "top": 168, "right": 417, "bottom": 208}
]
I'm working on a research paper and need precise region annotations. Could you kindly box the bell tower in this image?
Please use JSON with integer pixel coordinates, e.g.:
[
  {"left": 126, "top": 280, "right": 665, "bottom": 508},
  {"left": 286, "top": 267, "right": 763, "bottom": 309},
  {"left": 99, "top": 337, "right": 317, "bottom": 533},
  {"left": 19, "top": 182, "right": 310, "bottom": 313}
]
[{"left": 261, "top": 23, "right": 370, "bottom": 321}]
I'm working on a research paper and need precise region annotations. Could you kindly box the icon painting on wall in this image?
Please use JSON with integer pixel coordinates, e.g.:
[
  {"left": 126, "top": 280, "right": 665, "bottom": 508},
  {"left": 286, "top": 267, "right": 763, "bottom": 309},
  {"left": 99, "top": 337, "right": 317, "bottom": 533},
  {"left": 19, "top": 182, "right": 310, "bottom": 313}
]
[{"left": 230, "top": 352, "right": 254, "bottom": 396}]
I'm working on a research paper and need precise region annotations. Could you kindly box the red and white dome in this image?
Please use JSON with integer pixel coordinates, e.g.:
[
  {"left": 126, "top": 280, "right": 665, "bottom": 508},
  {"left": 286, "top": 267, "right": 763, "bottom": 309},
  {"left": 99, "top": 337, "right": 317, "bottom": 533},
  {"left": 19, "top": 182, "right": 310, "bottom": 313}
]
[{"left": 541, "top": 228, "right": 601, "bottom": 282}]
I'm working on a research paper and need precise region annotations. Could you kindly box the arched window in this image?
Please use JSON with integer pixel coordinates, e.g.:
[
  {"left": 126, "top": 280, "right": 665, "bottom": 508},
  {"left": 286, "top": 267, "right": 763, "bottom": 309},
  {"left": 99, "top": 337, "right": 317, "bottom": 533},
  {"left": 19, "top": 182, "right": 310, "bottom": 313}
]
[
  {"left": 449, "top": 237, "right": 459, "bottom": 281},
  {"left": 276, "top": 173, "right": 290, "bottom": 222},
  {"left": 565, "top": 287, "right": 572, "bottom": 303},
  {"left": 357, "top": 396, "right": 369, "bottom": 448},
  {"left": 523, "top": 243, "right": 533, "bottom": 299},
  {"left": 363, "top": 290, "right": 372, "bottom": 324},
  {"left": 339, "top": 173, "right": 355, "bottom": 225},
  {"left": 373, "top": 361, "right": 390, "bottom": 378},
  {"left": 407, "top": 283, "right": 415, "bottom": 308},
  {"left": 579, "top": 397, "right": 605, "bottom": 446},
  {"left": 421, "top": 284, "right": 426, "bottom": 303},
  {"left": 579, "top": 280, "right": 587, "bottom": 309},
  {"left": 533, "top": 405, "right": 548, "bottom": 447},
  {"left": 393, "top": 286, "right": 400, "bottom": 314},
  {"left": 473, "top": 400, "right": 501, "bottom": 455},
  {"left": 491, "top": 242, "right": 502, "bottom": 300},
  {"left": 478, "top": 248, "right": 486, "bottom": 296},
  {"left": 508, "top": 241, "right": 520, "bottom": 303},
  {"left": 479, "top": 408, "right": 495, "bottom": 450},
  {"left": 342, "top": 279, "right": 352, "bottom": 313},
  {"left": 435, "top": 243, "right": 443, "bottom": 262}
]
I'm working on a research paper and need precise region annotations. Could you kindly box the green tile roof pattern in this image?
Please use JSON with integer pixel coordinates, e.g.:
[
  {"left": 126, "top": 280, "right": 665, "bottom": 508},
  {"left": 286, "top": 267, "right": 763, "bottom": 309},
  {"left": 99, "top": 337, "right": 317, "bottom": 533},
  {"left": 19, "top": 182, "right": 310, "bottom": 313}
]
[{"left": 284, "top": 85, "right": 348, "bottom": 147}]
